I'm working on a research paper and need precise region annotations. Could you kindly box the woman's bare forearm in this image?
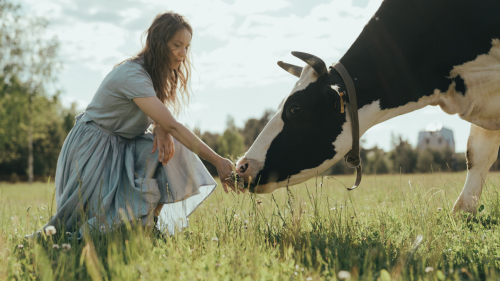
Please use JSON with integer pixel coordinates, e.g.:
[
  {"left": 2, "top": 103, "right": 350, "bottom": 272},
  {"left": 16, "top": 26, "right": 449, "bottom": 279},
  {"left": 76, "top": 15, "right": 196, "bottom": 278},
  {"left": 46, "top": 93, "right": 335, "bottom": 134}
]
[
  {"left": 167, "top": 121, "right": 222, "bottom": 164},
  {"left": 134, "top": 97, "right": 222, "bottom": 166}
]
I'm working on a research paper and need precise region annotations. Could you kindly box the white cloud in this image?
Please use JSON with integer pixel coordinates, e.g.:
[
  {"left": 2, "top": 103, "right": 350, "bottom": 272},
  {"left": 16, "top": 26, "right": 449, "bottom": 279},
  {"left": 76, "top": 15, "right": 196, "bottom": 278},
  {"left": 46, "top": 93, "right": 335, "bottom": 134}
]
[
  {"left": 20, "top": 0, "right": 383, "bottom": 90},
  {"left": 191, "top": 0, "right": 383, "bottom": 89}
]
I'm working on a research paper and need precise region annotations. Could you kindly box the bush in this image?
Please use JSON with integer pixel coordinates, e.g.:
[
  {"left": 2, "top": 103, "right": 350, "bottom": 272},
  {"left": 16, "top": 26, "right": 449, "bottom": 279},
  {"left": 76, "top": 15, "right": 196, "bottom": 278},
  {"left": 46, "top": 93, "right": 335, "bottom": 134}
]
[{"left": 10, "top": 172, "right": 19, "bottom": 183}]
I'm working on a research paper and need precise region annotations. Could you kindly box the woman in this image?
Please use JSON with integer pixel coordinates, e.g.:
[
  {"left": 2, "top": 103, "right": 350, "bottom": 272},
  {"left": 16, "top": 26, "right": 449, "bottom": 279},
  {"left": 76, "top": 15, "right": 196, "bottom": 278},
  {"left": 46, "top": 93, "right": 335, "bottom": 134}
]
[{"left": 43, "top": 11, "right": 239, "bottom": 235}]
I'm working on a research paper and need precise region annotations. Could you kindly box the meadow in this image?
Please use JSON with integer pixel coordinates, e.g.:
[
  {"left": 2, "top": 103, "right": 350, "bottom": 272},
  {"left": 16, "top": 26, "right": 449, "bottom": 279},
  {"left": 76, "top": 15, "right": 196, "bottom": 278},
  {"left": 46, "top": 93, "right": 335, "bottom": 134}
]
[{"left": 1, "top": 171, "right": 500, "bottom": 280}]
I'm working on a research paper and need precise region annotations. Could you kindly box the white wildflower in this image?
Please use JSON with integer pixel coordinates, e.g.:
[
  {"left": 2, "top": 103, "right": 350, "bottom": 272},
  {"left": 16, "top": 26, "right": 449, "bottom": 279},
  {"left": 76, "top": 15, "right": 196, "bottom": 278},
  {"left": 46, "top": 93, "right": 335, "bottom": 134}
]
[
  {"left": 45, "top": 226, "right": 56, "bottom": 236},
  {"left": 437, "top": 207, "right": 442, "bottom": 211},
  {"left": 338, "top": 270, "right": 351, "bottom": 280},
  {"left": 425, "top": 266, "right": 434, "bottom": 273},
  {"left": 52, "top": 244, "right": 60, "bottom": 250},
  {"left": 17, "top": 244, "right": 23, "bottom": 249},
  {"left": 62, "top": 244, "right": 71, "bottom": 251},
  {"left": 212, "top": 237, "right": 219, "bottom": 242},
  {"left": 306, "top": 278, "right": 313, "bottom": 281}
]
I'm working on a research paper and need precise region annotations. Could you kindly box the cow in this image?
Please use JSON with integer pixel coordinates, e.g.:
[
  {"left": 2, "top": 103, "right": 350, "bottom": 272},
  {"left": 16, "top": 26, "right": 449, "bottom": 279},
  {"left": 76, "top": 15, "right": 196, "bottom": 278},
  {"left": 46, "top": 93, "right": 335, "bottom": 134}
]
[{"left": 236, "top": 0, "right": 500, "bottom": 214}]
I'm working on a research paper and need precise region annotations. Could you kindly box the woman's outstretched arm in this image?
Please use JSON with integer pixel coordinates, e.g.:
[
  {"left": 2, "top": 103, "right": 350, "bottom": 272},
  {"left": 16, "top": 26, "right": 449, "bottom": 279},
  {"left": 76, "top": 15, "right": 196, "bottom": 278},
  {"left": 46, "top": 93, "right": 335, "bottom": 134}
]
[{"left": 133, "top": 96, "right": 240, "bottom": 193}]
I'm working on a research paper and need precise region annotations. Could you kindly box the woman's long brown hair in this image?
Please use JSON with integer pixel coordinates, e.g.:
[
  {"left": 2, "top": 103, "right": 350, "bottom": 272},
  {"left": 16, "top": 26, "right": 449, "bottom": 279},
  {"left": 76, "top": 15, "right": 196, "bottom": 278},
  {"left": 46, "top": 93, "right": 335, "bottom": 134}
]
[{"left": 116, "top": 11, "right": 192, "bottom": 115}]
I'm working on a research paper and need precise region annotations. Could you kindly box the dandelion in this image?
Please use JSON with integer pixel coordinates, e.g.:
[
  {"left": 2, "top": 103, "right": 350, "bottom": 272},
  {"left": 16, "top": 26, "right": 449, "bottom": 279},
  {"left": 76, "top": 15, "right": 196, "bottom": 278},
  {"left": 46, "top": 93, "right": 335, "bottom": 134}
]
[
  {"left": 330, "top": 207, "right": 336, "bottom": 211},
  {"left": 189, "top": 231, "right": 193, "bottom": 235},
  {"left": 294, "top": 271, "right": 298, "bottom": 275},
  {"left": 437, "top": 207, "right": 442, "bottom": 211},
  {"left": 425, "top": 266, "right": 434, "bottom": 273},
  {"left": 17, "top": 244, "right": 23, "bottom": 249},
  {"left": 45, "top": 226, "right": 56, "bottom": 236},
  {"left": 62, "top": 244, "right": 71, "bottom": 251},
  {"left": 338, "top": 270, "right": 351, "bottom": 280},
  {"left": 234, "top": 214, "right": 240, "bottom": 221},
  {"left": 222, "top": 255, "right": 225, "bottom": 258},
  {"left": 244, "top": 220, "right": 248, "bottom": 225},
  {"left": 66, "top": 232, "right": 71, "bottom": 235},
  {"left": 100, "top": 226, "right": 106, "bottom": 232},
  {"left": 52, "top": 244, "right": 60, "bottom": 250},
  {"left": 306, "top": 278, "right": 313, "bottom": 281},
  {"left": 212, "top": 237, "right": 219, "bottom": 242}
]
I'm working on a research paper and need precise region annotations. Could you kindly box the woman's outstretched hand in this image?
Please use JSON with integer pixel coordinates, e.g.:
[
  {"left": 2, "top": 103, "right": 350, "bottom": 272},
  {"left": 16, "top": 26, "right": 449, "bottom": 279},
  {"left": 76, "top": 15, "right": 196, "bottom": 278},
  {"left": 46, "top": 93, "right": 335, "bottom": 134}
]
[
  {"left": 216, "top": 158, "right": 245, "bottom": 194},
  {"left": 152, "top": 125, "right": 175, "bottom": 165}
]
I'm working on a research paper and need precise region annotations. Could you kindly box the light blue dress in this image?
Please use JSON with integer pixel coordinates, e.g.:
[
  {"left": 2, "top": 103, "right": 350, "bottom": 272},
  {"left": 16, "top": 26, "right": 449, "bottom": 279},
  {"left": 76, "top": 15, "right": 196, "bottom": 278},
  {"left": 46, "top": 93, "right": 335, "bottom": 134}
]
[{"left": 46, "top": 60, "right": 216, "bottom": 235}]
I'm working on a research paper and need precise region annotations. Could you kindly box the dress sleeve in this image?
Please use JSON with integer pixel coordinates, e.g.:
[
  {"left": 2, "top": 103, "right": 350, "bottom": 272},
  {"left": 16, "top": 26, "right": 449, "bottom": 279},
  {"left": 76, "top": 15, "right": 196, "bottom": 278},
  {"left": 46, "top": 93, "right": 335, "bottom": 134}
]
[{"left": 119, "top": 66, "right": 158, "bottom": 100}]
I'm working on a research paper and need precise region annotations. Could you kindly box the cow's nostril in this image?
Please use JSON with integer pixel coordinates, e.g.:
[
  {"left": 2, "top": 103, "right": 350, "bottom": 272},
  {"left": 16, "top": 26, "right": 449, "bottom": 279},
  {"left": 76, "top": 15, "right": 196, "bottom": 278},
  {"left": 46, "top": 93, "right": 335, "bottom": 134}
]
[{"left": 239, "top": 163, "right": 249, "bottom": 173}]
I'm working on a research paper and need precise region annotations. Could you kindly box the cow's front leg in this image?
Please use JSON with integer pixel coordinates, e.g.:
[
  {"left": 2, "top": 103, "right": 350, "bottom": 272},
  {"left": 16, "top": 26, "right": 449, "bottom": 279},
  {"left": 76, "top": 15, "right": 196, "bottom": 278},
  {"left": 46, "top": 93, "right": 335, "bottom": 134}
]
[{"left": 453, "top": 124, "right": 500, "bottom": 214}]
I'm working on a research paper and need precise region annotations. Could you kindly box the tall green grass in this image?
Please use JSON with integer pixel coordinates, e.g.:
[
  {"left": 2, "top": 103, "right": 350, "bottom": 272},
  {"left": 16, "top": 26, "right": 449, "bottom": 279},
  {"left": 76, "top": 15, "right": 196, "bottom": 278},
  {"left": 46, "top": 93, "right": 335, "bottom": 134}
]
[{"left": 1, "top": 172, "right": 500, "bottom": 280}]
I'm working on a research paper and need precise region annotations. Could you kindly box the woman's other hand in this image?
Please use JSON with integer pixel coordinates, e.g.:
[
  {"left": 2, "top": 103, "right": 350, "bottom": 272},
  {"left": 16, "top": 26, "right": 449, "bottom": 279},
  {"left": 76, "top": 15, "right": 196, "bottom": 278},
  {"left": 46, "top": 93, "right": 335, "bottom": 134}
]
[{"left": 152, "top": 125, "right": 175, "bottom": 165}]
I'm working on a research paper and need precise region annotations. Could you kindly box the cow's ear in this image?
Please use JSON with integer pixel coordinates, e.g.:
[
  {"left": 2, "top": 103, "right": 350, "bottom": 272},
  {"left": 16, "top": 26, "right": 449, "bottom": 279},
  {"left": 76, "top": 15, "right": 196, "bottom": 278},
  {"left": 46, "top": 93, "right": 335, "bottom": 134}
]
[
  {"left": 323, "top": 85, "right": 344, "bottom": 114},
  {"left": 277, "top": 61, "right": 303, "bottom": 78}
]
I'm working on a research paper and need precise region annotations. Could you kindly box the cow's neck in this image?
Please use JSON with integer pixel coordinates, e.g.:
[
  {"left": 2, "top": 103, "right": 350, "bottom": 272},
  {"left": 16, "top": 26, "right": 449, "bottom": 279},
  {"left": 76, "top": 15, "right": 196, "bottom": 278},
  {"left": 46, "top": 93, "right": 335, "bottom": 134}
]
[{"left": 333, "top": 0, "right": 499, "bottom": 137}]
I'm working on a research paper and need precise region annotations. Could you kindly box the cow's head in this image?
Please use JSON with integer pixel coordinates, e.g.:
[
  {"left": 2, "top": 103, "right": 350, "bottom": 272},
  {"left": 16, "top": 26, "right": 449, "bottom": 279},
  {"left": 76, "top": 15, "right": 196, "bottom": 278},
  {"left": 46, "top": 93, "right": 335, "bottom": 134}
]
[{"left": 236, "top": 52, "right": 354, "bottom": 193}]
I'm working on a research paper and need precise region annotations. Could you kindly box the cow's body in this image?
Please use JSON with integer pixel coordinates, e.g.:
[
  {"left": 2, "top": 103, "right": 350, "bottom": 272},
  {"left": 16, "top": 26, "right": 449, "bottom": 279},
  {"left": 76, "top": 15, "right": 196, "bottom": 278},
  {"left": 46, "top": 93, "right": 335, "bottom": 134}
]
[{"left": 237, "top": 0, "right": 500, "bottom": 213}]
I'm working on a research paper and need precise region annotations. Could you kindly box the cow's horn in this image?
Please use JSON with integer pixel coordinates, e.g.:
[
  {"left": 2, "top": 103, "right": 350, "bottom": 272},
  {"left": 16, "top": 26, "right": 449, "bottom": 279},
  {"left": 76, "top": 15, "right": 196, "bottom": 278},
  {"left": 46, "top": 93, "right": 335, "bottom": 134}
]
[
  {"left": 291, "top": 51, "right": 327, "bottom": 76},
  {"left": 277, "top": 61, "right": 303, "bottom": 78}
]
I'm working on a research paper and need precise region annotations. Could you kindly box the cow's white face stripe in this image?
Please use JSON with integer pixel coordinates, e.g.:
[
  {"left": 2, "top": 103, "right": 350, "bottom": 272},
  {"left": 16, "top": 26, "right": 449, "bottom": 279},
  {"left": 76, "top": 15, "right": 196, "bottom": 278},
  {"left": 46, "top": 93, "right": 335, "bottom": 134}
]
[{"left": 241, "top": 66, "right": 319, "bottom": 164}]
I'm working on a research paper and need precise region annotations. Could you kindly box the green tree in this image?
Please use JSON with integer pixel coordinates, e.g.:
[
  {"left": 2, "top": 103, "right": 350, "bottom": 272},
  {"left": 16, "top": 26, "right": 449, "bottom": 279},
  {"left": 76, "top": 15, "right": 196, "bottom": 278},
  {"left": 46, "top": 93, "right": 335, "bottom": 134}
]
[
  {"left": 216, "top": 116, "right": 245, "bottom": 160},
  {"left": 239, "top": 109, "right": 274, "bottom": 149},
  {"left": 387, "top": 135, "right": 417, "bottom": 173},
  {"left": 415, "top": 146, "right": 456, "bottom": 173},
  {"left": 361, "top": 146, "right": 389, "bottom": 174},
  {"left": 0, "top": 0, "right": 62, "bottom": 181}
]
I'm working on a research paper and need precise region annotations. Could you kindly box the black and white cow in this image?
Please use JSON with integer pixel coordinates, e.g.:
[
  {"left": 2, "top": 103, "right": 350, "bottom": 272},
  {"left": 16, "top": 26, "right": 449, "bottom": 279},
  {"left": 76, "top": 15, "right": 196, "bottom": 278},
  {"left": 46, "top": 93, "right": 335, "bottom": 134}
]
[{"left": 236, "top": 0, "right": 500, "bottom": 213}]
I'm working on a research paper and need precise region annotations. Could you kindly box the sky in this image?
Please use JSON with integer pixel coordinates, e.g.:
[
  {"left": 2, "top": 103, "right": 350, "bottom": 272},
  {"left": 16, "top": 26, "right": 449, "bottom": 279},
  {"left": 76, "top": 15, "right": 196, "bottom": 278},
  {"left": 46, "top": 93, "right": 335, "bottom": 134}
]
[{"left": 19, "top": 0, "right": 471, "bottom": 152}]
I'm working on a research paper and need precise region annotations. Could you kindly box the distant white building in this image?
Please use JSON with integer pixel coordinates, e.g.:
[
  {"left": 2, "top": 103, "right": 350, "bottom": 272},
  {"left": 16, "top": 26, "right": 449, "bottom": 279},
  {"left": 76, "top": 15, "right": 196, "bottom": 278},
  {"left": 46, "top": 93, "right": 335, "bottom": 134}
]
[{"left": 417, "top": 123, "right": 455, "bottom": 152}]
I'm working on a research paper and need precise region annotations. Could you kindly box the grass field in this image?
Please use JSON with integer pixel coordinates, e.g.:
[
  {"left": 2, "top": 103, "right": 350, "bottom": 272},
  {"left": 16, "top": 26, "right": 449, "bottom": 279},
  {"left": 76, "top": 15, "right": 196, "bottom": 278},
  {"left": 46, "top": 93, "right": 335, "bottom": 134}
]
[{"left": 2, "top": 171, "right": 500, "bottom": 280}]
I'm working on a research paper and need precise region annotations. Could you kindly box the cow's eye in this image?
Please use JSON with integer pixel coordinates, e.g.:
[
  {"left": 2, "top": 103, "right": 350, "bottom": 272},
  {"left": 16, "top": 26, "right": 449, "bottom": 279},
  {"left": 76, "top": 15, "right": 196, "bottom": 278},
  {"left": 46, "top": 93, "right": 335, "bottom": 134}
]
[{"left": 291, "top": 106, "right": 301, "bottom": 114}]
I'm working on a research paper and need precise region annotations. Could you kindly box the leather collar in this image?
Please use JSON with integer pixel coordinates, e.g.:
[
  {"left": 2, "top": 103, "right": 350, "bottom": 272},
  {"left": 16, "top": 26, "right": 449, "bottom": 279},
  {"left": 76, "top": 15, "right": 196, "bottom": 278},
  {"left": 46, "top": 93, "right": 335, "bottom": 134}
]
[{"left": 329, "top": 62, "right": 362, "bottom": 190}]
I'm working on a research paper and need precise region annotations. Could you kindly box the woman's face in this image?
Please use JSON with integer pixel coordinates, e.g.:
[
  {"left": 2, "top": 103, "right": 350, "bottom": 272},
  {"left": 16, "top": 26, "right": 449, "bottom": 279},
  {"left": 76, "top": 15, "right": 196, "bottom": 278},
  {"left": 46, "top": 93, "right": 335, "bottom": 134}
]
[{"left": 167, "top": 27, "right": 192, "bottom": 69}]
